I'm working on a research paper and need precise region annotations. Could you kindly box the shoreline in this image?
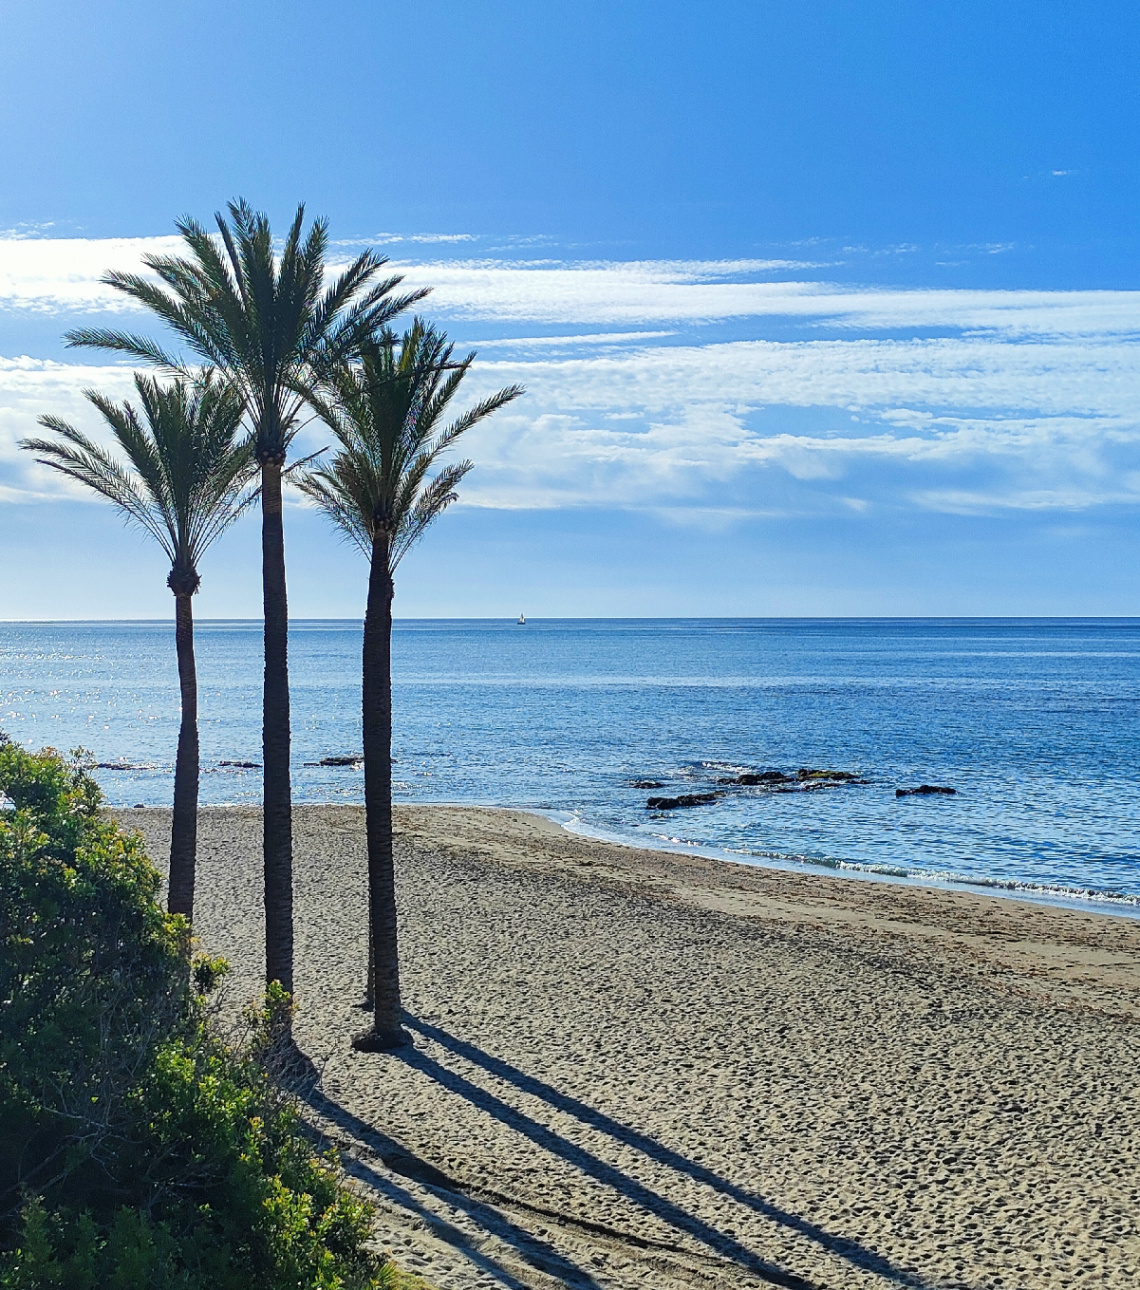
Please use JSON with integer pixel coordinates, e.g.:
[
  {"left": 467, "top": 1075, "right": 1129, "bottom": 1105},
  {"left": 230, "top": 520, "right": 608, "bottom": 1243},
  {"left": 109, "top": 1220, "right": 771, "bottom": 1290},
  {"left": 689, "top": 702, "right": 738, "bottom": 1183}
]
[
  {"left": 114, "top": 791, "right": 1140, "bottom": 920},
  {"left": 549, "top": 808, "right": 1140, "bottom": 921},
  {"left": 116, "top": 803, "right": 1140, "bottom": 1289}
]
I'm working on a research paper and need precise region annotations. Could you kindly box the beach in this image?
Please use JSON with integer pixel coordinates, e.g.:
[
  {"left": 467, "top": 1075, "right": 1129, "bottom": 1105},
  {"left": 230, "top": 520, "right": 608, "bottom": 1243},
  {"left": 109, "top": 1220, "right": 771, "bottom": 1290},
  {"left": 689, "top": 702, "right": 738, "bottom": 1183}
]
[{"left": 117, "top": 805, "right": 1140, "bottom": 1290}]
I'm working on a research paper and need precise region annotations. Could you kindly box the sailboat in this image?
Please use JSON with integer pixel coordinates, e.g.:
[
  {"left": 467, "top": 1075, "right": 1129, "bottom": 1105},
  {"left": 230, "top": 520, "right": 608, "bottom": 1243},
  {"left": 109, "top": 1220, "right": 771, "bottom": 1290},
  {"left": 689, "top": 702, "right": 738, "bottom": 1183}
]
[{"left": 517, "top": 612, "right": 526, "bottom": 625}]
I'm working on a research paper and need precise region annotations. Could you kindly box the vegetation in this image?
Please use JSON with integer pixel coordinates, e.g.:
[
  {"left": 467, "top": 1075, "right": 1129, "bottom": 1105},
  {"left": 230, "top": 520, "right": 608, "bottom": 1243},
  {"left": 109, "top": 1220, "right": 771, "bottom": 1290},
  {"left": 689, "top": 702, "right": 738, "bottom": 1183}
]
[
  {"left": 20, "top": 374, "right": 253, "bottom": 921},
  {"left": 298, "top": 322, "right": 521, "bottom": 1047},
  {"left": 0, "top": 741, "right": 394, "bottom": 1288},
  {"left": 67, "top": 199, "right": 426, "bottom": 994}
]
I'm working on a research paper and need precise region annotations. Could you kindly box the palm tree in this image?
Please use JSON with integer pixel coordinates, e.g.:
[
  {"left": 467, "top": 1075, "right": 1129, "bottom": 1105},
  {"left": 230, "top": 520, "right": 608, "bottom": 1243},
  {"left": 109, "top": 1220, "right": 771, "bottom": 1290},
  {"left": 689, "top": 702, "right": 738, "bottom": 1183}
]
[
  {"left": 21, "top": 374, "right": 254, "bottom": 922},
  {"left": 66, "top": 200, "right": 426, "bottom": 994},
  {"left": 298, "top": 322, "right": 522, "bottom": 1048}
]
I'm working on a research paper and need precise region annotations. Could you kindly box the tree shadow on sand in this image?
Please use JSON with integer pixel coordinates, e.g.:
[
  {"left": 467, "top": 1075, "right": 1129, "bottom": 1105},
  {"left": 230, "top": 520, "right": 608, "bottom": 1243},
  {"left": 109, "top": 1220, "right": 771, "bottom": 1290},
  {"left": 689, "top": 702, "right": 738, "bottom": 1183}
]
[
  {"left": 305, "top": 1084, "right": 609, "bottom": 1290},
  {"left": 399, "top": 1016, "right": 965, "bottom": 1290}
]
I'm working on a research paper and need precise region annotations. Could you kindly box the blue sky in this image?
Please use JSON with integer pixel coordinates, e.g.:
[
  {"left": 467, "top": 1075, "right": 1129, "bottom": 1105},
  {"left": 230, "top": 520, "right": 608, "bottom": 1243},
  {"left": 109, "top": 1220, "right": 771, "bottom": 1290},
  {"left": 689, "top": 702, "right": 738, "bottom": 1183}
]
[{"left": 2, "top": 0, "right": 1140, "bottom": 617}]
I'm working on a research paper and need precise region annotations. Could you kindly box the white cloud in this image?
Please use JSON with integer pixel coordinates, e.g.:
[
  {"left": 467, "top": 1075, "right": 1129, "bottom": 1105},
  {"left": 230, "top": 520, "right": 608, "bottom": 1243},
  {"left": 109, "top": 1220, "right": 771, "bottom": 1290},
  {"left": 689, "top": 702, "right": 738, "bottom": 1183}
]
[
  {"left": 0, "top": 236, "right": 185, "bottom": 313},
  {"left": 2, "top": 235, "right": 1140, "bottom": 519},
  {"left": 387, "top": 260, "right": 1140, "bottom": 337},
  {"left": 7, "top": 334, "right": 1140, "bottom": 515},
  {"left": 5, "top": 233, "right": 1140, "bottom": 340},
  {"left": 332, "top": 233, "right": 480, "bottom": 246},
  {"left": 911, "top": 481, "right": 1140, "bottom": 513},
  {"left": 468, "top": 335, "right": 1140, "bottom": 421},
  {"left": 0, "top": 357, "right": 139, "bottom": 498},
  {"left": 471, "top": 330, "right": 677, "bottom": 349}
]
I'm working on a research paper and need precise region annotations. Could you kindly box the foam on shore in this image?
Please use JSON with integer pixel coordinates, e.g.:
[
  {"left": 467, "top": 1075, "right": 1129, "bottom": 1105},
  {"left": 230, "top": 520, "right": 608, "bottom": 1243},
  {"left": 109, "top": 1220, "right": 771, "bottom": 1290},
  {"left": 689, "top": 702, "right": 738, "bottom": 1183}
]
[{"left": 554, "top": 808, "right": 1140, "bottom": 916}]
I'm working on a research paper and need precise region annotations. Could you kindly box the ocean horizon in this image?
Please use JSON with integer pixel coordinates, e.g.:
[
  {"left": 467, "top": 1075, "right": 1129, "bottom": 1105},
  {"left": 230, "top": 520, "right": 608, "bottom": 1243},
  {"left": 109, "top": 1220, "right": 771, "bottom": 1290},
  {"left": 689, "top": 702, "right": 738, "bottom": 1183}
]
[{"left": 4, "top": 616, "right": 1139, "bottom": 915}]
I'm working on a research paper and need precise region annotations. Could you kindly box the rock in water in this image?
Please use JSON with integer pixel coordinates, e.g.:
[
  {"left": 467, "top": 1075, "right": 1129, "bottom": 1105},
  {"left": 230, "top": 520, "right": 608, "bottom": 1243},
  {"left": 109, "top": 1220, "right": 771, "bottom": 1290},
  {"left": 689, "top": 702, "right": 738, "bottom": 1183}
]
[
  {"left": 632, "top": 779, "right": 666, "bottom": 789},
  {"left": 896, "top": 784, "right": 956, "bottom": 797},
  {"left": 732, "top": 770, "right": 796, "bottom": 785},
  {"left": 722, "top": 768, "right": 864, "bottom": 787},
  {"left": 646, "top": 792, "right": 719, "bottom": 810}
]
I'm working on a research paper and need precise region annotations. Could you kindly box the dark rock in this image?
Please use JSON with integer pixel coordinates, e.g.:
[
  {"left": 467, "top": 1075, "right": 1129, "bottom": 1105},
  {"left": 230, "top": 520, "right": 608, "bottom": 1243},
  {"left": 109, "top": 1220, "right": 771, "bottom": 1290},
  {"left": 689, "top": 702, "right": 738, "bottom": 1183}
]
[
  {"left": 133, "top": 803, "right": 145, "bottom": 808},
  {"left": 96, "top": 762, "right": 135, "bottom": 771},
  {"left": 732, "top": 770, "right": 795, "bottom": 786},
  {"left": 304, "top": 755, "right": 363, "bottom": 767},
  {"left": 646, "top": 792, "right": 719, "bottom": 810},
  {"left": 219, "top": 760, "right": 260, "bottom": 769},
  {"left": 632, "top": 779, "right": 665, "bottom": 789},
  {"left": 720, "top": 768, "right": 864, "bottom": 788},
  {"left": 896, "top": 784, "right": 956, "bottom": 797}
]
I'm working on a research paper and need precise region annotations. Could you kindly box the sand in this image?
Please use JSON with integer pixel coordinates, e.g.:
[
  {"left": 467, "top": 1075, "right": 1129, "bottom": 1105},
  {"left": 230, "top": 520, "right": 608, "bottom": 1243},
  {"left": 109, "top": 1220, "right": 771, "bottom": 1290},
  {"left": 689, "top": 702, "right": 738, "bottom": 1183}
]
[{"left": 114, "top": 804, "right": 1140, "bottom": 1290}]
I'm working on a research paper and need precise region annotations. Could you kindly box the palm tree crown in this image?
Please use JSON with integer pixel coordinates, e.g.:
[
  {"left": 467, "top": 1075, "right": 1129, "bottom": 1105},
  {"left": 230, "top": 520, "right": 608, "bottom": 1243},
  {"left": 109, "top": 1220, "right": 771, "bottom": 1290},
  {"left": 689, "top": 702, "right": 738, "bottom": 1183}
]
[
  {"left": 65, "top": 199, "right": 427, "bottom": 463},
  {"left": 24, "top": 373, "right": 254, "bottom": 589},
  {"left": 298, "top": 321, "right": 523, "bottom": 565}
]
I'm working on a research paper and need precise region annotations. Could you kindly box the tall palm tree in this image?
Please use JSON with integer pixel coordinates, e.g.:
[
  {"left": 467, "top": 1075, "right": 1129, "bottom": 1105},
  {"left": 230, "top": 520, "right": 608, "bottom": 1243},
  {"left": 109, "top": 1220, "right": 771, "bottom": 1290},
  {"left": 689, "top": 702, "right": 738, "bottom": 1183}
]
[
  {"left": 66, "top": 200, "right": 426, "bottom": 993},
  {"left": 21, "top": 374, "right": 254, "bottom": 922},
  {"left": 298, "top": 322, "right": 522, "bottom": 1048}
]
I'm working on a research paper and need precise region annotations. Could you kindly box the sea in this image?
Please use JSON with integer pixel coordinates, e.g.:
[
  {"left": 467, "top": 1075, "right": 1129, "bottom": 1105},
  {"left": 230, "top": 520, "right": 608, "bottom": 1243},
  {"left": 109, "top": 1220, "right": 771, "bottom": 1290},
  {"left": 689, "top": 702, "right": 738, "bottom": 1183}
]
[{"left": 2, "top": 618, "right": 1139, "bottom": 913}]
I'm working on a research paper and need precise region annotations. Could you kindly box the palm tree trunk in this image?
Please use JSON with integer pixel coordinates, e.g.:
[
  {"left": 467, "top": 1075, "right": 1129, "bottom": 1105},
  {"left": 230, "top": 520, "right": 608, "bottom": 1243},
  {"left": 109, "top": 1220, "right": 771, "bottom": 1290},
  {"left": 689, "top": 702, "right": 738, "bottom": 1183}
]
[
  {"left": 356, "top": 531, "right": 403, "bottom": 1048},
  {"left": 168, "top": 591, "right": 198, "bottom": 919},
  {"left": 261, "top": 459, "right": 294, "bottom": 993}
]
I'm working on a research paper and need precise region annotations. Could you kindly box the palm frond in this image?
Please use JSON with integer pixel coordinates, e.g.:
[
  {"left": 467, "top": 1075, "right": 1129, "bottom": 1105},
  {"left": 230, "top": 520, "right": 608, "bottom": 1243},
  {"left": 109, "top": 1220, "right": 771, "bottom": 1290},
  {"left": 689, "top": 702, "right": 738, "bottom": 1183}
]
[
  {"left": 22, "top": 421, "right": 177, "bottom": 561},
  {"left": 307, "top": 321, "right": 522, "bottom": 575},
  {"left": 282, "top": 448, "right": 328, "bottom": 477},
  {"left": 390, "top": 460, "right": 474, "bottom": 569},
  {"left": 293, "top": 468, "right": 372, "bottom": 558},
  {"left": 427, "top": 385, "right": 525, "bottom": 461},
  {"left": 63, "top": 327, "right": 183, "bottom": 372},
  {"left": 23, "top": 370, "right": 256, "bottom": 586},
  {"left": 66, "top": 199, "right": 423, "bottom": 467}
]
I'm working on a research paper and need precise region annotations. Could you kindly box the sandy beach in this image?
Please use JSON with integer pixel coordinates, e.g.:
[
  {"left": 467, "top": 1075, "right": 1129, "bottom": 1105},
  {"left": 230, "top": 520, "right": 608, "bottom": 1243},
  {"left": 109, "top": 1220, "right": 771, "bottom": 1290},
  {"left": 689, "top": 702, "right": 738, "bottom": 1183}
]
[{"left": 115, "top": 805, "right": 1140, "bottom": 1290}]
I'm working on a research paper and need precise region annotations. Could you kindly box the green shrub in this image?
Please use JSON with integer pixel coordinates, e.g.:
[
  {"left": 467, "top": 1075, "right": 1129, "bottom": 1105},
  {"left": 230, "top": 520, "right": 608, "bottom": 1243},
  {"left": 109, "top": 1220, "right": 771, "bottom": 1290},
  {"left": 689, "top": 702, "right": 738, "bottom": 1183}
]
[{"left": 0, "top": 744, "right": 393, "bottom": 1289}]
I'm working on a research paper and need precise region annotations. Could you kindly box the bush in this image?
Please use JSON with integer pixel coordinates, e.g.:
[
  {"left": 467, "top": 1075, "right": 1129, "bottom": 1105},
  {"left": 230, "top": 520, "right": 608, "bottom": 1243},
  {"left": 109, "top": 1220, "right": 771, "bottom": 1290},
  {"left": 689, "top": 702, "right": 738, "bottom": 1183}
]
[{"left": 0, "top": 743, "right": 393, "bottom": 1289}]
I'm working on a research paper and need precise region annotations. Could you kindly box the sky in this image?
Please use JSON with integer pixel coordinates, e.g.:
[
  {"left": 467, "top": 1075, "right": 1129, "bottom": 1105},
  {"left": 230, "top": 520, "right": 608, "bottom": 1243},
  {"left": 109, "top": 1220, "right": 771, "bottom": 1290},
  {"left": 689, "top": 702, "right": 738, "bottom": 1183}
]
[{"left": 2, "top": 0, "right": 1140, "bottom": 618}]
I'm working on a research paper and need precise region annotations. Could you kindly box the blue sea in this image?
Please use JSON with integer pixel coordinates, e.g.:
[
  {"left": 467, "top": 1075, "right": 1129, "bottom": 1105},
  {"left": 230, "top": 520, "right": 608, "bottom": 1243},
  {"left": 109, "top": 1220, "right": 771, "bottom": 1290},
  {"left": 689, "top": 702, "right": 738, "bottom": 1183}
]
[{"left": 3, "top": 618, "right": 1139, "bottom": 912}]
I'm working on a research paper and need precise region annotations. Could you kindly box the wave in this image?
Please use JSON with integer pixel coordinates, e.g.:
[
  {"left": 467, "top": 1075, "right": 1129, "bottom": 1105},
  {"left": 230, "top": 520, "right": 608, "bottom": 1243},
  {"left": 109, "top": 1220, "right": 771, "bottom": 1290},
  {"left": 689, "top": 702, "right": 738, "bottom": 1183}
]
[
  {"left": 716, "top": 841, "right": 1140, "bottom": 910},
  {"left": 557, "top": 814, "right": 1140, "bottom": 915}
]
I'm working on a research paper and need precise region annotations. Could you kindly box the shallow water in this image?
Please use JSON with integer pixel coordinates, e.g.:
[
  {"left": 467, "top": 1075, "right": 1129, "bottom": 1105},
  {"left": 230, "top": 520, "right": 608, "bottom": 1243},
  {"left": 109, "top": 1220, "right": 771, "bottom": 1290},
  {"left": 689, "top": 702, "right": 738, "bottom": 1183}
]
[{"left": 2, "top": 618, "right": 1139, "bottom": 908}]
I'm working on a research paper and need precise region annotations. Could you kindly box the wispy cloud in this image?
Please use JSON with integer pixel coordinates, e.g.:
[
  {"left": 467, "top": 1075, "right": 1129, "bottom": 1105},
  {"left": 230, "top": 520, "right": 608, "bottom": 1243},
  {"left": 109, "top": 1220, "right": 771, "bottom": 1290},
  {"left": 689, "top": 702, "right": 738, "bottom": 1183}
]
[
  {"left": 4, "top": 235, "right": 1140, "bottom": 338},
  {"left": 332, "top": 232, "right": 480, "bottom": 246},
  {"left": 381, "top": 261, "right": 1140, "bottom": 337},
  {"left": 466, "top": 336, "right": 1140, "bottom": 418},
  {"left": 0, "top": 236, "right": 189, "bottom": 313},
  {"left": 1, "top": 234, "right": 1139, "bottom": 519},
  {"left": 470, "top": 330, "right": 677, "bottom": 349}
]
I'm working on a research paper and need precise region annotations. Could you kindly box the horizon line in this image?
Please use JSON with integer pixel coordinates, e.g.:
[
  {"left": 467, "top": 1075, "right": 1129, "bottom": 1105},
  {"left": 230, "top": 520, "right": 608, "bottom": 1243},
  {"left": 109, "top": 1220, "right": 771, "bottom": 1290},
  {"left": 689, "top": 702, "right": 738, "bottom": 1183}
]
[{"left": 3, "top": 615, "right": 1140, "bottom": 625}]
